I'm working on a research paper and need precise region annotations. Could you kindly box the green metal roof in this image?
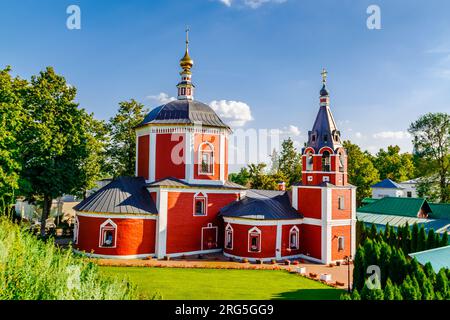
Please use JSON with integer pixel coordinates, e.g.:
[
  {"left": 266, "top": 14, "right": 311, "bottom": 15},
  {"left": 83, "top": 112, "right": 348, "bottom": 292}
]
[
  {"left": 429, "top": 203, "right": 450, "bottom": 220},
  {"left": 361, "top": 197, "right": 379, "bottom": 205},
  {"left": 357, "top": 197, "right": 428, "bottom": 217},
  {"left": 409, "top": 246, "right": 450, "bottom": 272}
]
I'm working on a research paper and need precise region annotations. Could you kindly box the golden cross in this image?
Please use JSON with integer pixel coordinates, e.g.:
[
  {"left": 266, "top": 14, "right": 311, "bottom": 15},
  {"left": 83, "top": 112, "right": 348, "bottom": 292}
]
[
  {"left": 321, "top": 68, "right": 328, "bottom": 84},
  {"left": 185, "top": 26, "right": 190, "bottom": 46}
]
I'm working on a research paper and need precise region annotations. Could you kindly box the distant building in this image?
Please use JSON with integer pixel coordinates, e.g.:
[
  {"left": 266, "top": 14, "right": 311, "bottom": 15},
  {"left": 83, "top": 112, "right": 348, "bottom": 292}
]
[
  {"left": 357, "top": 197, "right": 450, "bottom": 239},
  {"left": 398, "top": 178, "right": 419, "bottom": 198},
  {"left": 409, "top": 245, "right": 450, "bottom": 272},
  {"left": 371, "top": 179, "right": 405, "bottom": 199}
]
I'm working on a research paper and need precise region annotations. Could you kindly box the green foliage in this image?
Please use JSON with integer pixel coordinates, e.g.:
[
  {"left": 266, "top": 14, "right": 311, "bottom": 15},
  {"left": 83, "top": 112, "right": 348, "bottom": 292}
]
[
  {"left": 411, "top": 223, "right": 419, "bottom": 253},
  {"left": 409, "top": 112, "right": 450, "bottom": 203},
  {"left": 400, "top": 275, "right": 421, "bottom": 300},
  {"left": 277, "top": 138, "right": 302, "bottom": 186},
  {"left": 343, "top": 140, "right": 380, "bottom": 205},
  {"left": 417, "top": 225, "right": 427, "bottom": 252},
  {"left": 20, "top": 67, "right": 96, "bottom": 236},
  {"left": 435, "top": 268, "right": 449, "bottom": 299},
  {"left": 0, "top": 67, "right": 27, "bottom": 213},
  {"left": 352, "top": 246, "right": 366, "bottom": 292},
  {"left": 426, "top": 229, "right": 436, "bottom": 250},
  {"left": 0, "top": 218, "right": 138, "bottom": 299},
  {"left": 361, "top": 283, "right": 384, "bottom": 300},
  {"left": 106, "top": 99, "right": 146, "bottom": 177},
  {"left": 441, "top": 232, "right": 449, "bottom": 246},
  {"left": 373, "top": 145, "right": 416, "bottom": 182},
  {"left": 228, "top": 167, "right": 250, "bottom": 187}
]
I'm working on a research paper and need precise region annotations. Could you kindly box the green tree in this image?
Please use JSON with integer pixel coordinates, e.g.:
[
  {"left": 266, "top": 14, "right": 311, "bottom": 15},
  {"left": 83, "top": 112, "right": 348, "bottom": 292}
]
[
  {"left": 374, "top": 145, "right": 415, "bottom": 182},
  {"left": 0, "top": 67, "right": 27, "bottom": 214},
  {"left": 417, "top": 225, "right": 427, "bottom": 252},
  {"left": 20, "top": 67, "right": 92, "bottom": 237},
  {"left": 411, "top": 223, "right": 419, "bottom": 253},
  {"left": 351, "top": 289, "right": 361, "bottom": 300},
  {"left": 343, "top": 141, "right": 380, "bottom": 205},
  {"left": 361, "top": 283, "right": 384, "bottom": 300},
  {"left": 383, "top": 278, "right": 396, "bottom": 300},
  {"left": 228, "top": 167, "right": 250, "bottom": 187},
  {"left": 435, "top": 268, "right": 448, "bottom": 299},
  {"left": 426, "top": 229, "right": 436, "bottom": 250},
  {"left": 107, "top": 99, "right": 146, "bottom": 177},
  {"left": 409, "top": 112, "right": 450, "bottom": 202},
  {"left": 352, "top": 246, "right": 366, "bottom": 292},
  {"left": 423, "top": 262, "right": 436, "bottom": 284},
  {"left": 379, "top": 242, "right": 392, "bottom": 287},
  {"left": 441, "top": 231, "right": 448, "bottom": 246},
  {"left": 277, "top": 138, "right": 302, "bottom": 186},
  {"left": 247, "top": 163, "right": 283, "bottom": 190},
  {"left": 400, "top": 275, "right": 421, "bottom": 300}
]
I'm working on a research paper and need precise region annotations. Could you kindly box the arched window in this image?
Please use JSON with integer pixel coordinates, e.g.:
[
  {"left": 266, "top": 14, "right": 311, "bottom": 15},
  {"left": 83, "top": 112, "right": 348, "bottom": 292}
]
[
  {"left": 198, "top": 142, "right": 214, "bottom": 175},
  {"left": 99, "top": 219, "right": 117, "bottom": 248},
  {"left": 338, "top": 152, "right": 345, "bottom": 172},
  {"left": 225, "top": 224, "right": 233, "bottom": 249},
  {"left": 322, "top": 151, "right": 331, "bottom": 172},
  {"left": 248, "top": 227, "right": 261, "bottom": 253},
  {"left": 289, "top": 226, "right": 299, "bottom": 250},
  {"left": 193, "top": 192, "right": 207, "bottom": 216},
  {"left": 306, "top": 152, "right": 314, "bottom": 171},
  {"left": 338, "top": 236, "right": 345, "bottom": 251}
]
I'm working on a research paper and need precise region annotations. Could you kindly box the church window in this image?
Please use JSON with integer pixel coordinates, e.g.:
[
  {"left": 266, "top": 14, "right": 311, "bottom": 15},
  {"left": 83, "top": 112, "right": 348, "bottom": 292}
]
[
  {"left": 225, "top": 224, "right": 233, "bottom": 249},
  {"left": 338, "top": 236, "right": 345, "bottom": 251},
  {"left": 99, "top": 219, "right": 117, "bottom": 248},
  {"left": 199, "top": 142, "right": 214, "bottom": 175},
  {"left": 193, "top": 192, "right": 207, "bottom": 216},
  {"left": 306, "top": 152, "right": 313, "bottom": 171},
  {"left": 289, "top": 226, "right": 299, "bottom": 250},
  {"left": 339, "top": 152, "right": 345, "bottom": 172},
  {"left": 322, "top": 151, "right": 331, "bottom": 172},
  {"left": 181, "top": 87, "right": 186, "bottom": 95},
  {"left": 248, "top": 227, "right": 261, "bottom": 253},
  {"left": 338, "top": 196, "right": 345, "bottom": 210}
]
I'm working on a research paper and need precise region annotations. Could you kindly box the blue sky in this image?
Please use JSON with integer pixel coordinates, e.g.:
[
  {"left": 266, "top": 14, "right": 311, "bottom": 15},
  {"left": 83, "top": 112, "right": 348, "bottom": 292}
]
[{"left": 1, "top": 0, "right": 450, "bottom": 162}]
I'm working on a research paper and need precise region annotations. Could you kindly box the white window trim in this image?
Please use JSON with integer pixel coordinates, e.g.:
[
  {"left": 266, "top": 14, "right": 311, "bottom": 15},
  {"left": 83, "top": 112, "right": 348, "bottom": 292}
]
[
  {"left": 74, "top": 216, "right": 79, "bottom": 244},
  {"left": 289, "top": 226, "right": 299, "bottom": 250},
  {"left": 198, "top": 142, "right": 215, "bottom": 176},
  {"left": 248, "top": 226, "right": 262, "bottom": 253},
  {"left": 201, "top": 223, "right": 218, "bottom": 251},
  {"left": 225, "top": 223, "right": 233, "bottom": 250},
  {"left": 98, "top": 219, "right": 118, "bottom": 248},
  {"left": 193, "top": 192, "right": 208, "bottom": 216}
]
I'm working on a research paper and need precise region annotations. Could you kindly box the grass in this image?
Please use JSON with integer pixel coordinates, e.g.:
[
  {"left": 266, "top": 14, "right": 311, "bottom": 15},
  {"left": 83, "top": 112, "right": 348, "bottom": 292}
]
[
  {"left": 100, "top": 266, "right": 344, "bottom": 300},
  {"left": 0, "top": 218, "right": 138, "bottom": 300}
]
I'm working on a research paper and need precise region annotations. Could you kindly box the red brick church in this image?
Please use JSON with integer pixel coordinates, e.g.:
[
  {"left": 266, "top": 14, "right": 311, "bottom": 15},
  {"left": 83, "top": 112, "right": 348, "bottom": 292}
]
[{"left": 73, "top": 35, "right": 356, "bottom": 264}]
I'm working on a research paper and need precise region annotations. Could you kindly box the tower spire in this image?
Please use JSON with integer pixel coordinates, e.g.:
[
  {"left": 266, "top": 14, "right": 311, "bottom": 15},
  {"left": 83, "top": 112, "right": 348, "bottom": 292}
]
[{"left": 177, "top": 27, "right": 195, "bottom": 100}]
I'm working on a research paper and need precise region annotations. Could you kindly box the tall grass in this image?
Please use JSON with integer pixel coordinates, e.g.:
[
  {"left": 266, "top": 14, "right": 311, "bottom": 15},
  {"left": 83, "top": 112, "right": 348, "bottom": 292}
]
[{"left": 0, "top": 217, "right": 138, "bottom": 300}]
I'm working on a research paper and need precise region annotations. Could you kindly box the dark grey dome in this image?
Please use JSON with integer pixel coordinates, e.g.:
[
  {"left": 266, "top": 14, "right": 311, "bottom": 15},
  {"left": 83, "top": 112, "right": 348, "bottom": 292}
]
[
  {"left": 137, "top": 99, "right": 230, "bottom": 129},
  {"left": 320, "top": 84, "right": 329, "bottom": 97}
]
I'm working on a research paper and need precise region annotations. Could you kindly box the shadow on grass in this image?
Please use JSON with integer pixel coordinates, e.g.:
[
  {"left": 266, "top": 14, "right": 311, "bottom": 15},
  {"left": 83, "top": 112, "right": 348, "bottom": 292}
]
[{"left": 272, "top": 288, "right": 344, "bottom": 300}]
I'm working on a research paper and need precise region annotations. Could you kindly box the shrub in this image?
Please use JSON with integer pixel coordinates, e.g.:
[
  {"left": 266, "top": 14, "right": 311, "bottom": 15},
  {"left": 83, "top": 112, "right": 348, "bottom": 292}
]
[
  {"left": 292, "top": 260, "right": 299, "bottom": 265},
  {"left": 271, "top": 259, "right": 277, "bottom": 264},
  {"left": 0, "top": 218, "right": 138, "bottom": 300},
  {"left": 242, "top": 258, "right": 249, "bottom": 263},
  {"left": 284, "top": 260, "right": 290, "bottom": 266}
]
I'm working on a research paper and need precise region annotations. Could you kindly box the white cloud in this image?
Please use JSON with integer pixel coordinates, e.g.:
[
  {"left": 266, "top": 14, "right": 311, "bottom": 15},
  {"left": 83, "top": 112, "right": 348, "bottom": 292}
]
[
  {"left": 355, "top": 132, "right": 363, "bottom": 139},
  {"left": 219, "top": 0, "right": 232, "bottom": 6},
  {"left": 285, "top": 125, "right": 301, "bottom": 136},
  {"left": 146, "top": 92, "right": 176, "bottom": 104},
  {"left": 372, "top": 131, "right": 411, "bottom": 139},
  {"left": 218, "top": 0, "right": 286, "bottom": 8},
  {"left": 209, "top": 100, "right": 253, "bottom": 127}
]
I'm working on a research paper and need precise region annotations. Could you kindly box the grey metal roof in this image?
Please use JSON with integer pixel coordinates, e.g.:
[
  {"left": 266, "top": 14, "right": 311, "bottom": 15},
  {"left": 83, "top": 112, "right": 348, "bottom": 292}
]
[
  {"left": 137, "top": 99, "right": 230, "bottom": 129},
  {"left": 147, "top": 177, "right": 246, "bottom": 190},
  {"left": 219, "top": 189, "right": 302, "bottom": 220},
  {"left": 74, "top": 177, "right": 158, "bottom": 215},
  {"left": 409, "top": 246, "right": 450, "bottom": 272},
  {"left": 292, "top": 181, "right": 356, "bottom": 189}
]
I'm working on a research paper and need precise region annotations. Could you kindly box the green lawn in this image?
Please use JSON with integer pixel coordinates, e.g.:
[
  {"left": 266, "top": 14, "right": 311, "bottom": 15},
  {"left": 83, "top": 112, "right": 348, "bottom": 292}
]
[{"left": 100, "top": 267, "right": 344, "bottom": 300}]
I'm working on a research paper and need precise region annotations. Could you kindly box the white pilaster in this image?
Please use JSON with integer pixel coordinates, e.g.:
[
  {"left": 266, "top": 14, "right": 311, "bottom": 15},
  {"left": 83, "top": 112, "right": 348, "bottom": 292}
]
[
  {"left": 292, "top": 187, "right": 298, "bottom": 210},
  {"left": 276, "top": 224, "right": 282, "bottom": 260},
  {"left": 156, "top": 190, "right": 168, "bottom": 259},
  {"left": 351, "top": 187, "right": 357, "bottom": 257},
  {"left": 149, "top": 132, "right": 156, "bottom": 182},
  {"left": 219, "top": 134, "right": 225, "bottom": 182},
  {"left": 185, "top": 131, "right": 193, "bottom": 182},
  {"left": 321, "top": 187, "right": 333, "bottom": 264}
]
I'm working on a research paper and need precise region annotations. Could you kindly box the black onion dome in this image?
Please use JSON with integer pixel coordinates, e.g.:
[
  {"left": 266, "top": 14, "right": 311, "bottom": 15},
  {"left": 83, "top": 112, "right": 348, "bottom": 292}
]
[
  {"left": 320, "top": 84, "right": 329, "bottom": 96},
  {"left": 137, "top": 99, "right": 230, "bottom": 129}
]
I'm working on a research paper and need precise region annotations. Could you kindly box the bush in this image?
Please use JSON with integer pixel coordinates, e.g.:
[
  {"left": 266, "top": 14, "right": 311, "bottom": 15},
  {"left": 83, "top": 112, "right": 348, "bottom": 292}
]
[
  {"left": 0, "top": 218, "right": 138, "bottom": 300},
  {"left": 242, "top": 258, "right": 249, "bottom": 263},
  {"left": 284, "top": 260, "right": 290, "bottom": 266},
  {"left": 271, "top": 259, "right": 277, "bottom": 264},
  {"left": 292, "top": 260, "right": 299, "bottom": 265}
]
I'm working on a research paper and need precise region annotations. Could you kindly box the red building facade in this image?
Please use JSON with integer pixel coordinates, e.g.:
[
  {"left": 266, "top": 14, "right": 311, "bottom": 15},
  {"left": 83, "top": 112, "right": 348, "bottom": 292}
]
[{"left": 74, "top": 37, "right": 356, "bottom": 264}]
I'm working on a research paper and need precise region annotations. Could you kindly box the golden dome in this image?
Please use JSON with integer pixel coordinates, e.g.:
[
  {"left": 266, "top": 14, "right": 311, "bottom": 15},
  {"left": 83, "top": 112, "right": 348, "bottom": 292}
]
[{"left": 180, "top": 27, "right": 194, "bottom": 73}]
